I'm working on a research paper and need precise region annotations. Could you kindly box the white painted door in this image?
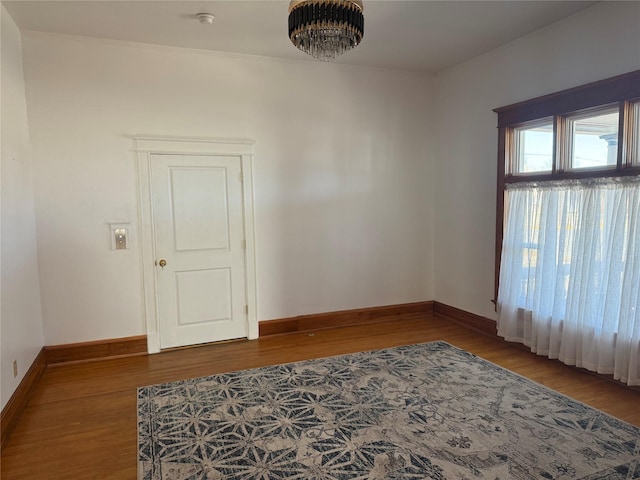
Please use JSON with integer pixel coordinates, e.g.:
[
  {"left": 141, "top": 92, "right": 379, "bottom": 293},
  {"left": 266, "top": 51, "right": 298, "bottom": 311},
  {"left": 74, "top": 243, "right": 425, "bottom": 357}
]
[{"left": 150, "top": 154, "right": 247, "bottom": 349}]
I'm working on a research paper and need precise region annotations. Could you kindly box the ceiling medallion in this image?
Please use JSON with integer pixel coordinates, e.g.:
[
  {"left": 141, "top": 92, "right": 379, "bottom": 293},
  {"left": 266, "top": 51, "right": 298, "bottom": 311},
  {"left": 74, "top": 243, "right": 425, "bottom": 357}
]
[{"left": 288, "top": 0, "right": 364, "bottom": 61}]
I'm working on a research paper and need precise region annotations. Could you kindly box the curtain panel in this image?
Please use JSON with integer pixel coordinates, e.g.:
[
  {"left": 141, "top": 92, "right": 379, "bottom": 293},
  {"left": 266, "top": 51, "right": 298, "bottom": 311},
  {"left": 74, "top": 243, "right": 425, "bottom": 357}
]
[{"left": 497, "top": 177, "right": 640, "bottom": 386}]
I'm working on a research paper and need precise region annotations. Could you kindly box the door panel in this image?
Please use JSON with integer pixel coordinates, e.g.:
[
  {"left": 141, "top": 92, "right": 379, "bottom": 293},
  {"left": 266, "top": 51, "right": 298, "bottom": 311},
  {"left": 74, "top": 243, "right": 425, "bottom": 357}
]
[
  {"left": 175, "top": 268, "right": 232, "bottom": 325},
  {"left": 171, "top": 167, "right": 230, "bottom": 251},
  {"left": 151, "top": 154, "right": 247, "bottom": 349}
]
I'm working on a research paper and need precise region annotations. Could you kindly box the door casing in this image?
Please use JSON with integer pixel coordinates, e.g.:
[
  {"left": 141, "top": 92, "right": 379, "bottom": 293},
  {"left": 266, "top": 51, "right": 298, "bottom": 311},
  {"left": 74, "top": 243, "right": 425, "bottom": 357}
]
[{"left": 135, "top": 136, "right": 258, "bottom": 353}]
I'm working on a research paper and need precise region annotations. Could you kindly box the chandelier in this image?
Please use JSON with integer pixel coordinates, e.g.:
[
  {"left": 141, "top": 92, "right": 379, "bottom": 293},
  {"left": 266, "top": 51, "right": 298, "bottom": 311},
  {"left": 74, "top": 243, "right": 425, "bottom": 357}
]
[{"left": 288, "top": 0, "right": 364, "bottom": 61}]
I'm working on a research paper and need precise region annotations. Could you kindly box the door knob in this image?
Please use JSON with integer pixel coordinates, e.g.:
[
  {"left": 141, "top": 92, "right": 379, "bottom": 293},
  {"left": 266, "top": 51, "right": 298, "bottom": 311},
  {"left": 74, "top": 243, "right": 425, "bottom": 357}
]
[{"left": 158, "top": 259, "right": 167, "bottom": 268}]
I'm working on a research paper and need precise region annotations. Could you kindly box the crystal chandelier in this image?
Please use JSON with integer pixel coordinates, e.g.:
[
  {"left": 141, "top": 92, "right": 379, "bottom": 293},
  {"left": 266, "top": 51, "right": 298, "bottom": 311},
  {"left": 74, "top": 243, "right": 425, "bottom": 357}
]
[{"left": 288, "top": 0, "right": 364, "bottom": 61}]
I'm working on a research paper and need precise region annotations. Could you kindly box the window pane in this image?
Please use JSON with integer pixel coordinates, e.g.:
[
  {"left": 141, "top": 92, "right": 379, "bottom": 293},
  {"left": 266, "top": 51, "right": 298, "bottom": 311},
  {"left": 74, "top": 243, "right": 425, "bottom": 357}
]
[
  {"left": 514, "top": 122, "right": 553, "bottom": 173},
  {"left": 569, "top": 109, "right": 618, "bottom": 169}
]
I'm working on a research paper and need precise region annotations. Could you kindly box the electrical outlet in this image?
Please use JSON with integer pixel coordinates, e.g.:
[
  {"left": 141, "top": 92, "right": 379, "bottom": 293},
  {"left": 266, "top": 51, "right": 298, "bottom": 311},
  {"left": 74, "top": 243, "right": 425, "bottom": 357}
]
[{"left": 12, "top": 360, "right": 18, "bottom": 378}]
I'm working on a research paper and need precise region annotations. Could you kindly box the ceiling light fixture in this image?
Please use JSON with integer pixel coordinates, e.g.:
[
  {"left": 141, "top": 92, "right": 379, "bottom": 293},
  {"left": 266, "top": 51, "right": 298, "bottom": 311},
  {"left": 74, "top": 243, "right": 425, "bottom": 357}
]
[
  {"left": 197, "top": 13, "right": 215, "bottom": 25},
  {"left": 288, "top": 0, "right": 364, "bottom": 61}
]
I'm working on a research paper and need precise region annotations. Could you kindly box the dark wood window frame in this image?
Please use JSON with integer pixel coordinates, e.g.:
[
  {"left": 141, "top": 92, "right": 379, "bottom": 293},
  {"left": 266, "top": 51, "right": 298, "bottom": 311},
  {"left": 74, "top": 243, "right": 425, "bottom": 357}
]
[{"left": 492, "top": 70, "right": 640, "bottom": 306}]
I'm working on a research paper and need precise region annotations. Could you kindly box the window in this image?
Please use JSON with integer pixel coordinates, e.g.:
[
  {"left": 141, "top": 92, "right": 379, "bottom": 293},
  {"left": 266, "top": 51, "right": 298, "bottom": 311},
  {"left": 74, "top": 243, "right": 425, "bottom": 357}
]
[
  {"left": 567, "top": 106, "right": 619, "bottom": 170},
  {"left": 512, "top": 119, "right": 553, "bottom": 174},
  {"left": 494, "top": 70, "right": 640, "bottom": 386}
]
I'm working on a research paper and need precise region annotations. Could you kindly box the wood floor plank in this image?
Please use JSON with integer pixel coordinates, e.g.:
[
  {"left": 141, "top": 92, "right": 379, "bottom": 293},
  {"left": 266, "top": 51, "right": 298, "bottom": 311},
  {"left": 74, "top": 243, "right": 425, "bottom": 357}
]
[{"left": 2, "top": 315, "right": 639, "bottom": 479}]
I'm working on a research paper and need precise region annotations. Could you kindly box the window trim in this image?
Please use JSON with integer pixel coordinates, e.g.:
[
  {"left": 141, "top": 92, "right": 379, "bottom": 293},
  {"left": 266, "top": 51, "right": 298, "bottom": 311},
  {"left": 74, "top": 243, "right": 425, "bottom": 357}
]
[
  {"left": 628, "top": 100, "right": 640, "bottom": 166},
  {"left": 492, "top": 70, "right": 640, "bottom": 307}
]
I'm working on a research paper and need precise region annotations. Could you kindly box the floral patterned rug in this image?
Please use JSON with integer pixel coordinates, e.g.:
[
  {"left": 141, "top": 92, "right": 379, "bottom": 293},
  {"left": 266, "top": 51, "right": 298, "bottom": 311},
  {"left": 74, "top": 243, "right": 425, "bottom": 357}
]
[{"left": 138, "top": 341, "right": 640, "bottom": 479}]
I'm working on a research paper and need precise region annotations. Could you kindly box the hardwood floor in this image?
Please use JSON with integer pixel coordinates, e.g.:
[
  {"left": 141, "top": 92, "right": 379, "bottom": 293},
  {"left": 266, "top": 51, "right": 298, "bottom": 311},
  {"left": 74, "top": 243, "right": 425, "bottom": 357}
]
[{"left": 2, "top": 314, "right": 639, "bottom": 479}]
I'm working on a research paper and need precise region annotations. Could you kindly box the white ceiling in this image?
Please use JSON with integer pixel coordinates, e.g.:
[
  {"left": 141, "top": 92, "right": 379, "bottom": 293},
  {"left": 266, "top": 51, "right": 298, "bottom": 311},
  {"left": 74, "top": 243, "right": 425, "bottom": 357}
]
[{"left": 3, "top": 0, "right": 597, "bottom": 73}]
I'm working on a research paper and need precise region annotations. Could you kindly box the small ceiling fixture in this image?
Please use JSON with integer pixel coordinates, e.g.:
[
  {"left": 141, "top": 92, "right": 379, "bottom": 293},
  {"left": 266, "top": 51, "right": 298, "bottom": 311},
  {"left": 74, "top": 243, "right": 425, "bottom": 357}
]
[
  {"left": 288, "top": 0, "right": 364, "bottom": 61},
  {"left": 197, "top": 13, "right": 215, "bottom": 25}
]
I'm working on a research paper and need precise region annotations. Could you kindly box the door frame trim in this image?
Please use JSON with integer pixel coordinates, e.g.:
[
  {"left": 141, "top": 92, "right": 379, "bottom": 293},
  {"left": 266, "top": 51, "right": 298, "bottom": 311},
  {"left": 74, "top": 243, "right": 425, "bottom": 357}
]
[{"left": 134, "top": 136, "right": 258, "bottom": 353}]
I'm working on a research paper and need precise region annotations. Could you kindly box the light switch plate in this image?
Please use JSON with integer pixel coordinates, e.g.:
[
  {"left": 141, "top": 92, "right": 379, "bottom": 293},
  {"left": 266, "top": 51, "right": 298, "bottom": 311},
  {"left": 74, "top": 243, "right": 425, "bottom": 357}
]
[
  {"left": 114, "top": 228, "right": 127, "bottom": 249},
  {"left": 108, "top": 222, "right": 131, "bottom": 250}
]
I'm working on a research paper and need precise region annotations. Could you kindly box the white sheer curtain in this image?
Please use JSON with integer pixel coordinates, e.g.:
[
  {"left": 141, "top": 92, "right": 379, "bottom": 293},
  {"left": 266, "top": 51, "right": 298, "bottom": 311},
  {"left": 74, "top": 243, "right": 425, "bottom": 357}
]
[{"left": 497, "top": 177, "right": 640, "bottom": 386}]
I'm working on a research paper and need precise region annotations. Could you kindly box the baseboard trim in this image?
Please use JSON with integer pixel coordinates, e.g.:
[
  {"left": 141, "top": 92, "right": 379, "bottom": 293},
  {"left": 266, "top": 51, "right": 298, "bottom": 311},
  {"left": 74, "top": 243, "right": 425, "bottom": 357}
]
[
  {"left": 259, "top": 301, "right": 434, "bottom": 337},
  {"left": 433, "top": 301, "right": 497, "bottom": 337},
  {"left": 3, "top": 301, "right": 634, "bottom": 448},
  {"left": 1, "top": 348, "right": 47, "bottom": 447},
  {"left": 45, "top": 335, "right": 148, "bottom": 365}
]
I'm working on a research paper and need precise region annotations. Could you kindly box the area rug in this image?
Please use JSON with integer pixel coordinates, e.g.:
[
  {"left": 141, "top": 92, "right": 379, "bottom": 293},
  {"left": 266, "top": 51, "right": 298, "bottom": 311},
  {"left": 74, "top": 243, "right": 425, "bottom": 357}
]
[{"left": 138, "top": 341, "right": 640, "bottom": 479}]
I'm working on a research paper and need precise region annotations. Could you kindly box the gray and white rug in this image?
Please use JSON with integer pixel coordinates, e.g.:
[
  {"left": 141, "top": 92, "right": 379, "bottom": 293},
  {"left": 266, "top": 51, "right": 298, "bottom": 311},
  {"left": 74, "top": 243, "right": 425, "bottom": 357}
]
[{"left": 138, "top": 341, "right": 640, "bottom": 479}]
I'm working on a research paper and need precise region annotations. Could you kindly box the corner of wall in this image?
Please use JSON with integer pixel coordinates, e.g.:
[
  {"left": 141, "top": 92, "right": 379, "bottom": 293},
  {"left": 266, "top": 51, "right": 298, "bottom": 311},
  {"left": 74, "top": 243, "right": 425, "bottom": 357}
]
[{"left": 1, "top": 5, "right": 46, "bottom": 410}]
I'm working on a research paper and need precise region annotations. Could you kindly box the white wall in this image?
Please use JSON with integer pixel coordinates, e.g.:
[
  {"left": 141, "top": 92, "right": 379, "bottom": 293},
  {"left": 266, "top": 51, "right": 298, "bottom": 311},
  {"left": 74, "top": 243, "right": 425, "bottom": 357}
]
[
  {"left": 20, "top": 34, "right": 435, "bottom": 345},
  {"left": 18, "top": 2, "right": 633, "bottom": 351},
  {"left": 433, "top": 2, "right": 640, "bottom": 320},
  {"left": 1, "top": 7, "right": 45, "bottom": 409}
]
